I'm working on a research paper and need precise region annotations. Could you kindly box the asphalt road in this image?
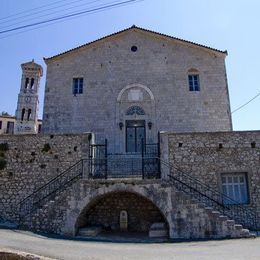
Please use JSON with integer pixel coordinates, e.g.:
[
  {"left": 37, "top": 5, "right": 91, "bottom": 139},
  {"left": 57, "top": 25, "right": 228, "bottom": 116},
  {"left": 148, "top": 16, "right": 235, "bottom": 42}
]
[{"left": 0, "top": 229, "right": 260, "bottom": 260}]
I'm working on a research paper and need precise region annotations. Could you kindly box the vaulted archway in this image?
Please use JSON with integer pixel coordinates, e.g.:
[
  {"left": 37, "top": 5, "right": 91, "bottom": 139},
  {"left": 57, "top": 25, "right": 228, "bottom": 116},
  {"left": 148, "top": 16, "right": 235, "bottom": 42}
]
[{"left": 75, "top": 191, "right": 169, "bottom": 236}]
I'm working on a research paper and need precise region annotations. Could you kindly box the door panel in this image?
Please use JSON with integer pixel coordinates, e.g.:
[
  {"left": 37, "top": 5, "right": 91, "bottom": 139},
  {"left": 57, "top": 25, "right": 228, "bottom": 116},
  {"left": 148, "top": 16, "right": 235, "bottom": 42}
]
[
  {"left": 126, "top": 120, "right": 145, "bottom": 153},
  {"left": 126, "top": 127, "right": 136, "bottom": 153},
  {"left": 136, "top": 127, "right": 145, "bottom": 153}
]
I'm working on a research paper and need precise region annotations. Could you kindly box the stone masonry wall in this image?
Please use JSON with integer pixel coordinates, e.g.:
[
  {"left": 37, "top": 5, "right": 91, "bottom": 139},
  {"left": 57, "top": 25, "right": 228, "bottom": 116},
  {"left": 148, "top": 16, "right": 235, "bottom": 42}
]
[
  {"left": 0, "top": 133, "right": 90, "bottom": 221},
  {"left": 162, "top": 131, "right": 260, "bottom": 218}
]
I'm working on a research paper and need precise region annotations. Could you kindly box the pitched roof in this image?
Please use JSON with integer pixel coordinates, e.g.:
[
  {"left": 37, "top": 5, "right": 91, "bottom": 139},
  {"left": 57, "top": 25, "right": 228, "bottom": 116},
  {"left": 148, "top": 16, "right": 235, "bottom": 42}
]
[{"left": 44, "top": 25, "right": 227, "bottom": 62}]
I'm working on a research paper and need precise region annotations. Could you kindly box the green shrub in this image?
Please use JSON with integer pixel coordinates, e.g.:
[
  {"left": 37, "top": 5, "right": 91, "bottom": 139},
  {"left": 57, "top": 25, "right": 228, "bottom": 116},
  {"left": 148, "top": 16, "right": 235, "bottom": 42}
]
[
  {"left": 42, "top": 143, "right": 51, "bottom": 152},
  {"left": 0, "top": 151, "right": 5, "bottom": 158},
  {"left": 0, "top": 143, "right": 9, "bottom": 151},
  {"left": 0, "top": 157, "right": 7, "bottom": 170}
]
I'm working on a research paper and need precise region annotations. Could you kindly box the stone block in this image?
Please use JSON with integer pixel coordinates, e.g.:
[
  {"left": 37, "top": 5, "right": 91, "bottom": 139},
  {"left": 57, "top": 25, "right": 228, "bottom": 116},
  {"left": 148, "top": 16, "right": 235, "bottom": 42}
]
[{"left": 78, "top": 226, "right": 102, "bottom": 237}]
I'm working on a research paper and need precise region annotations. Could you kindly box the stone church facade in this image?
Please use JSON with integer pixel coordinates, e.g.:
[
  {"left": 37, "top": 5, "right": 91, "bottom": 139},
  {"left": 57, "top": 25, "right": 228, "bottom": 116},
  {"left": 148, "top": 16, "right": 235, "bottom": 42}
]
[
  {"left": 0, "top": 26, "right": 259, "bottom": 240},
  {"left": 43, "top": 26, "right": 232, "bottom": 153}
]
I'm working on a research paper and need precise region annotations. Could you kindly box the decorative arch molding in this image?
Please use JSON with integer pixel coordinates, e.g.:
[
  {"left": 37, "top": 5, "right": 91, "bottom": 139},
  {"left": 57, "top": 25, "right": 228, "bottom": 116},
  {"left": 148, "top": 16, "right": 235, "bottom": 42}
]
[
  {"left": 61, "top": 184, "right": 172, "bottom": 235},
  {"left": 126, "top": 106, "right": 145, "bottom": 116},
  {"left": 117, "top": 84, "right": 155, "bottom": 101},
  {"left": 187, "top": 68, "right": 199, "bottom": 74}
]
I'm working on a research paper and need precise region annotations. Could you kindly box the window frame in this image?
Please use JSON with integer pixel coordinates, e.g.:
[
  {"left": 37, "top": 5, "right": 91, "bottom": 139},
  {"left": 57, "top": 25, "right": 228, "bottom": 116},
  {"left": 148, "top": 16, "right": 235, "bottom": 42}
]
[
  {"left": 220, "top": 172, "right": 250, "bottom": 205},
  {"left": 188, "top": 74, "right": 200, "bottom": 92},
  {"left": 72, "top": 78, "right": 84, "bottom": 95}
]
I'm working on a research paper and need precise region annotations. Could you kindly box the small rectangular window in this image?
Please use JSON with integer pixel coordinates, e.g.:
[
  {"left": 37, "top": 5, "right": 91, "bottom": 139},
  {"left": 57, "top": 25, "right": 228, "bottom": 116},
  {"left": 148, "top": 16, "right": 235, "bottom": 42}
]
[
  {"left": 0, "top": 120, "right": 2, "bottom": 129},
  {"left": 73, "top": 78, "right": 84, "bottom": 95},
  {"left": 188, "top": 75, "right": 200, "bottom": 91},
  {"left": 221, "top": 173, "right": 249, "bottom": 204},
  {"left": 38, "top": 124, "right": 42, "bottom": 133},
  {"left": 6, "top": 121, "right": 14, "bottom": 134}
]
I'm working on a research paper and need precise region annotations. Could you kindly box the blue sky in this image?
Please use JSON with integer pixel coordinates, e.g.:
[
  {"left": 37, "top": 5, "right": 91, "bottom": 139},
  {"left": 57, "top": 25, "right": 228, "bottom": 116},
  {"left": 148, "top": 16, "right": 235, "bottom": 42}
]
[{"left": 0, "top": 0, "right": 259, "bottom": 130}]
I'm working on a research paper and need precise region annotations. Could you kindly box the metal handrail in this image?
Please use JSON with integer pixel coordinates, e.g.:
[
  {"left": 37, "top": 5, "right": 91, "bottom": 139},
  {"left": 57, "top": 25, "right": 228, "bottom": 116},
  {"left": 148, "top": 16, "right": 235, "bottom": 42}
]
[
  {"left": 159, "top": 158, "right": 258, "bottom": 230},
  {"left": 18, "top": 160, "right": 83, "bottom": 205},
  {"left": 18, "top": 159, "right": 84, "bottom": 218}
]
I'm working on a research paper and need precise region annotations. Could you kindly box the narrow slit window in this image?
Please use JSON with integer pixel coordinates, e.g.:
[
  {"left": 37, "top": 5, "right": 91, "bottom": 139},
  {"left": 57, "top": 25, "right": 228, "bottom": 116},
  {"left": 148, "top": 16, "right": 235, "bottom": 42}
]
[
  {"left": 27, "top": 109, "right": 31, "bottom": 120},
  {"left": 25, "top": 78, "right": 29, "bottom": 89},
  {"left": 73, "top": 78, "right": 84, "bottom": 95},
  {"left": 30, "top": 78, "right": 35, "bottom": 89},
  {"left": 21, "top": 108, "right": 26, "bottom": 121},
  {"left": 188, "top": 75, "right": 200, "bottom": 91}
]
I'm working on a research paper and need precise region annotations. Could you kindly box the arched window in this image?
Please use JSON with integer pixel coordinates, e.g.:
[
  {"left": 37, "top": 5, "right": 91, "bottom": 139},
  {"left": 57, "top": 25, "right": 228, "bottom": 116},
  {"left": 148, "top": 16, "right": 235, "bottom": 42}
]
[
  {"left": 30, "top": 78, "right": 34, "bottom": 89},
  {"left": 188, "top": 68, "right": 200, "bottom": 91},
  {"left": 25, "top": 78, "right": 29, "bottom": 89},
  {"left": 27, "top": 109, "right": 32, "bottom": 120},
  {"left": 126, "top": 106, "right": 145, "bottom": 116},
  {"left": 21, "top": 108, "right": 26, "bottom": 121}
]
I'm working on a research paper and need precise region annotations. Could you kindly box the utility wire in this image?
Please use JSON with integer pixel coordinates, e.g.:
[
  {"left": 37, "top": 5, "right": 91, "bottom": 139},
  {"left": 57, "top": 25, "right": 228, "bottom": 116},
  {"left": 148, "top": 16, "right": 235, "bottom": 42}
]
[
  {"left": 0, "top": 0, "right": 143, "bottom": 39},
  {"left": 0, "top": 0, "right": 79, "bottom": 21},
  {"left": 0, "top": 0, "right": 141, "bottom": 35},
  {"left": 231, "top": 91, "right": 260, "bottom": 114},
  {"left": 0, "top": 0, "right": 105, "bottom": 27},
  {"left": 0, "top": 0, "right": 119, "bottom": 29}
]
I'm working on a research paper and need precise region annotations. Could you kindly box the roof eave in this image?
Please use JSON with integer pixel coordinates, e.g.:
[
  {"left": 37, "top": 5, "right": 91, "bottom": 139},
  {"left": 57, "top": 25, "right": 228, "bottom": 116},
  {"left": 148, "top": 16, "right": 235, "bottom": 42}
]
[{"left": 44, "top": 26, "right": 228, "bottom": 62}]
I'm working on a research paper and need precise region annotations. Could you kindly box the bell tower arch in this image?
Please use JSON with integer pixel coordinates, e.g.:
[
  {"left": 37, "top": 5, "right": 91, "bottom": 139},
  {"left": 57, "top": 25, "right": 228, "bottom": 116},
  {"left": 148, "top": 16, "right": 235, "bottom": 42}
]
[{"left": 14, "top": 60, "right": 43, "bottom": 134}]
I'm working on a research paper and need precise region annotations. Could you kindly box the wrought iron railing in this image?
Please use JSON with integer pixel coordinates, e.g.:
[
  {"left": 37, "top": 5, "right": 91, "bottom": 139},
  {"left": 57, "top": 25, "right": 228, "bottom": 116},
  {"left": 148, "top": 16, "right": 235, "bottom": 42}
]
[
  {"left": 89, "top": 157, "right": 160, "bottom": 179},
  {"left": 159, "top": 159, "right": 259, "bottom": 230},
  {"left": 18, "top": 154, "right": 160, "bottom": 220},
  {"left": 18, "top": 160, "right": 84, "bottom": 219}
]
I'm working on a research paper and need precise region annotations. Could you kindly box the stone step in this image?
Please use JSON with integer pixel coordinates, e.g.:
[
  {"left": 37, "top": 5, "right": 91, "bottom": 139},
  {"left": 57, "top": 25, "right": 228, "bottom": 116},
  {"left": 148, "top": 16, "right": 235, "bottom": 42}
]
[
  {"left": 240, "top": 228, "right": 250, "bottom": 237},
  {"left": 149, "top": 229, "right": 168, "bottom": 238},
  {"left": 219, "top": 215, "right": 228, "bottom": 221},
  {"left": 149, "top": 222, "right": 167, "bottom": 230},
  {"left": 211, "top": 211, "right": 221, "bottom": 217},
  {"left": 149, "top": 222, "right": 168, "bottom": 238},
  {"left": 234, "top": 224, "right": 243, "bottom": 230},
  {"left": 226, "top": 220, "right": 235, "bottom": 225},
  {"left": 247, "top": 231, "right": 257, "bottom": 238},
  {"left": 78, "top": 226, "right": 102, "bottom": 237}
]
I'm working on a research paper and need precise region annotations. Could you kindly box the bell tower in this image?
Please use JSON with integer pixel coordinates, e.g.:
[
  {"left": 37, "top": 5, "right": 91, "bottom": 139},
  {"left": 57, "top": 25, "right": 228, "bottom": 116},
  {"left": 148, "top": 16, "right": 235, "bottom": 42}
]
[{"left": 14, "top": 60, "right": 43, "bottom": 134}]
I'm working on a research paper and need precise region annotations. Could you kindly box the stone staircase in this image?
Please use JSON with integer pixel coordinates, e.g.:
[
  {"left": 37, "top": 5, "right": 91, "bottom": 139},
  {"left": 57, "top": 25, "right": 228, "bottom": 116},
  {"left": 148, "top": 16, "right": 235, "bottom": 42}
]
[
  {"left": 161, "top": 158, "right": 258, "bottom": 233},
  {"left": 16, "top": 156, "right": 258, "bottom": 240},
  {"left": 173, "top": 189, "right": 255, "bottom": 239}
]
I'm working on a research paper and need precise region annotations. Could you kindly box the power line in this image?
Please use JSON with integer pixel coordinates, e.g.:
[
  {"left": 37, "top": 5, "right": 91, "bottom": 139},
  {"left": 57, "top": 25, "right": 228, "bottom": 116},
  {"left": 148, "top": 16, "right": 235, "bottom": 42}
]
[
  {"left": 0, "top": 0, "right": 115, "bottom": 30},
  {"left": 0, "top": 0, "right": 105, "bottom": 28},
  {"left": 0, "top": 0, "right": 77, "bottom": 21},
  {"left": 0, "top": 0, "right": 141, "bottom": 35},
  {"left": 231, "top": 91, "right": 260, "bottom": 114},
  {"left": 0, "top": 0, "right": 138, "bottom": 40}
]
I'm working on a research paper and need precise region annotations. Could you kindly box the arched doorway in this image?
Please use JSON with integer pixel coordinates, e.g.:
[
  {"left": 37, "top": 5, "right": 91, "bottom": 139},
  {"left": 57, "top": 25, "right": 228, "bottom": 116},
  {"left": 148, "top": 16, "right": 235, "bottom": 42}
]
[
  {"left": 75, "top": 191, "right": 168, "bottom": 237},
  {"left": 115, "top": 84, "right": 156, "bottom": 153}
]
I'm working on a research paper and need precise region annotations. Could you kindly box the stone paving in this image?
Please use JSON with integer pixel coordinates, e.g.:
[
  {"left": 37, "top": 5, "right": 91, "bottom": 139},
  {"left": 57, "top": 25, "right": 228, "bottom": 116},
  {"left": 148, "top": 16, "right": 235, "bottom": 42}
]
[{"left": 0, "top": 229, "right": 260, "bottom": 260}]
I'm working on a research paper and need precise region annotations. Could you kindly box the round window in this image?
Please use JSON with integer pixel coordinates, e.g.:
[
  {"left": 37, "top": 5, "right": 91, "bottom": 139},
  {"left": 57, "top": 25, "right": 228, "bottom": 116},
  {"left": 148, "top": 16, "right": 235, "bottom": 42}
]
[{"left": 131, "top": 46, "right": 138, "bottom": 52}]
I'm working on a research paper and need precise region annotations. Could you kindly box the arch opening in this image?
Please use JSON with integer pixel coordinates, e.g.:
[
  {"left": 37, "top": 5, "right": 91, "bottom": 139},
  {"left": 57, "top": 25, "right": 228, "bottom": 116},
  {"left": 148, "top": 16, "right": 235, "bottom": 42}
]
[{"left": 75, "top": 191, "right": 169, "bottom": 237}]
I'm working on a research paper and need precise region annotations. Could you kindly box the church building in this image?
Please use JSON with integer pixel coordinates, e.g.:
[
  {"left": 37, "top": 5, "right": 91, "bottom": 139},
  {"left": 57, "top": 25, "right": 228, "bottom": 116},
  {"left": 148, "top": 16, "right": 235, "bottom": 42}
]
[
  {"left": 0, "top": 26, "right": 259, "bottom": 241},
  {"left": 42, "top": 26, "right": 232, "bottom": 153}
]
